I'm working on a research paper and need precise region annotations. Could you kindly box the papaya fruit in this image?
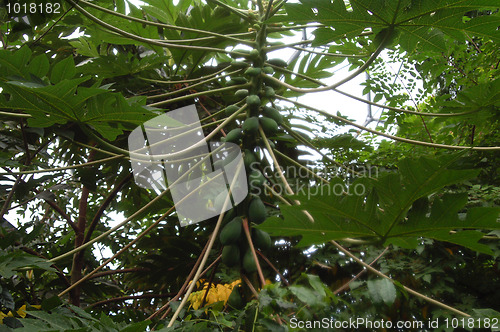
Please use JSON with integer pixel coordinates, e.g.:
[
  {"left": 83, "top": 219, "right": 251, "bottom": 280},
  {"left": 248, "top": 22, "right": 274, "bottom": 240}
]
[
  {"left": 263, "top": 86, "right": 275, "bottom": 98},
  {"left": 262, "top": 106, "right": 283, "bottom": 125},
  {"left": 248, "top": 197, "right": 267, "bottom": 224},
  {"left": 242, "top": 117, "right": 259, "bottom": 135},
  {"left": 248, "top": 169, "right": 266, "bottom": 187},
  {"left": 235, "top": 89, "right": 249, "bottom": 99},
  {"left": 220, "top": 217, "right": 242, "bottom": 245},
  {"left": 244, "top": 67, "right": 262, "bottom": 77},
  {"left": 260, "top": 117, "right": 278, "bottom": 135},
  {"left": 243, "top": 149, "right": 257, "bottom": 169},
  {"left": 230, "top": 49, "right": 251, "bottom": 59},
  {"left": 262, "top": 75, "right": 281, "bottom": 88},
  {"left": 224, "top": 128, "right": 242, "bottom": 143},
  {"left": 224, "top": 105, "right": 240, "bottom": 116},
  {"left": 249, "top": 49, "right": 260, "bottom": 60},
  {"left": 267, "top": 58, "right": 288, "bottom": 68},
  {"left": 230, "top": 60, "right": 249, "bottom": 69},
  {"left": 242, "top": 249, "right": 257, "bottom": 273},
  {"left": 227, "top": 284, "right": 244, "bottom": 309},
  {"left": 252, "top": 228, "right": 271, "bottom": 250},
  {"left": 262, "top": 66, "right": 274, "bottom": 74},
  {"left": 246, "top": 95, "right": 261, "bottom": 110},
  {"left": 222, "top": 245, "right": 240, "bottom": 267}
]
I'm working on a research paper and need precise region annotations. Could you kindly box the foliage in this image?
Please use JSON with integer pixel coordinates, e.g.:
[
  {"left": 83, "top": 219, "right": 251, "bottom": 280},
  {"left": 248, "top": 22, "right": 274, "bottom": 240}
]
[{"left": 0, "top": 0, "right": 499, "bottom": 331}]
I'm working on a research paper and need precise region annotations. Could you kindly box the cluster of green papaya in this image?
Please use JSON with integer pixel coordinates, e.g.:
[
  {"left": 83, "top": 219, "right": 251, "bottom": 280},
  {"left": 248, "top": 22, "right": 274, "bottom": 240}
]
[{"left": 218, "top": 39, "right": 288, "bottom": 303}]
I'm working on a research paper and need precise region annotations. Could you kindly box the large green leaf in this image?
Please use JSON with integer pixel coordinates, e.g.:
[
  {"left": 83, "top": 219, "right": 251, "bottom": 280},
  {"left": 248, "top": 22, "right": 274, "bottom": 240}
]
[
  {"left": 273, "top": 0, "right": 500, "bottom": 53},
  {"left": 258, "top": 154, "right": 500, "bottom": 254}
]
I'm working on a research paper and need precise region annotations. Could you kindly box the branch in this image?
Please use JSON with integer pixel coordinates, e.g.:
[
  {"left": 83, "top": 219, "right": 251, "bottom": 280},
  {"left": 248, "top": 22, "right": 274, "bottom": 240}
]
[
  {"left": 277, "top": 96, "right": 500, "bottom": 151},
  {"left": 330, "top": 241, "right": 470, "bottom": 317},
  {"left": 83, "top": 174, "right": 133, "bottom": 245},
  {"left": 332, "top": 247, "right": 389, "bottom": 295},
  {"left": 88, "top": 293, "right": 176, "bottom": 308},
  {"left": 66, "top": 0, "right": 253, "bottom": 55},
  {"left": 72, "top": 0, "right": 255, "bottom": 46},
  {"left": 89, "top": 267, "right": 148, "bottom": 279},
  {"left": 243, "top": 218, "right": 266, "bottom": 288}
]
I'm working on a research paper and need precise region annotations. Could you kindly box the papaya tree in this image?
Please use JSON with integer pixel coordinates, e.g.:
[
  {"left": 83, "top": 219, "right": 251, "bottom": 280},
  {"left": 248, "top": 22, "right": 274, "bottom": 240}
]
[{"left": 0, "top": 0, "right": 499, "bottom": 330}]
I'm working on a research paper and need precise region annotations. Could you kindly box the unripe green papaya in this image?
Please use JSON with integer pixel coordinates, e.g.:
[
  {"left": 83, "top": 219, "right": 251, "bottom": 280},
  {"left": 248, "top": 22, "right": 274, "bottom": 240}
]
[
  {"left": 263, "top": 86, "right": 275, "bottom": 98},
  {"left": 230, "top": 60, "right": 249, "bottom": 69},
  {"left": 248, "top": 169, "right": 266, "bottom": 187},
  {"left": 248, "top": 197, "right": 267, "bottom": 224},
  {"left": 220, "top": 217, "right": 242, "bottom": 245},
  {"left": 260, "top": 117, "right": 278, "bottom": 135},
  {"left": 242, "top": 117, "right": 259, "bottom": 135},
  {"left": 262, "top": 66, "right": 274, "bottom": 74},
  {"left": 262, "top": 75, "right": 281, "bottom": 88},
  {"left": 235, "top": 89, "right": 249, "bottom": 99},
  {"left": 246, "top": 95, "right": 261, "bottom": 109},
  {"left": 226, "top": 77, "right": 247, "bottom": 86},
  {"left": 231, "top": 49, "right": 251, "bottom": 59},
  {"left": 243, "top": 149, "right": 257, "bottom": 169},
  {"left": 244, "top": 67, "right": 262, "bottom": 77},
  {"left": 224, "top": 105, "right": 240, "bottom": 116},
  {"left": 222, "top": 245, "right": 240, "bottom": 267},
  {"left": 252, "top": 228, "right": 271, "bottom": 250},
  {"left": 267, "top": 58, "right": 288, "bottom": 68},
  {"left": 224, "top": 128, "right": 242, "bottom": 143},
  {"left": 262, "top": 106, "right": 283, "bottom": 125},
  {"left": 227, "top": 285, "right": 244, "bottom": 309},
  {"left": 242, "top": 249, "right": 257, "bottom": 273},
  {"left": 249, "top": 49, "right": 260, "bottom": 60}
]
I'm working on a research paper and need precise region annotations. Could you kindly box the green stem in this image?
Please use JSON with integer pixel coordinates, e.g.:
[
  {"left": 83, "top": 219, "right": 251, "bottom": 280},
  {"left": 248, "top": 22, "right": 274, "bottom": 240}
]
[
  {"left": 269, "top": 64, "right": 477, "bottom": 117},
  {"left": 147, "top": 69, "right": 242, "bottom": 100},
  {"left": 148, "top": 84, "right": 249, "bottom": 107},
  {"left": 272, "top": 149, "right": 329, "bottom": 184},
  {"left": 277, "top": 96, "right": 500, "bottom": 151},
  {"left": 0, "top": 155, "right": 124, "bottom": 175},
  {"left": 49, "top": 143, "right": 229, "bottom": 264},
  {"left": 280, "top": 122, "right": 365, "bottom": 177},
  {"left": 66, "top": 0, "right": 252, "bottom": 56},
  {"left": 290, "top": 45, "right": 368, "bottom": 58},
  {"left": 72, "top": 0, "right": 255, "bottom": 46},
  {"left": 138, "top": 65, "right": 230, "bottom": 85},
  {"left": 168, "top": 160, "right": 245, "bottom": 327},
  {"left": 264, "top": 40, "right": 315, "bottom": 52},
  {"left": 0, "top": 111, "right": 31, "bottom": 118}
]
